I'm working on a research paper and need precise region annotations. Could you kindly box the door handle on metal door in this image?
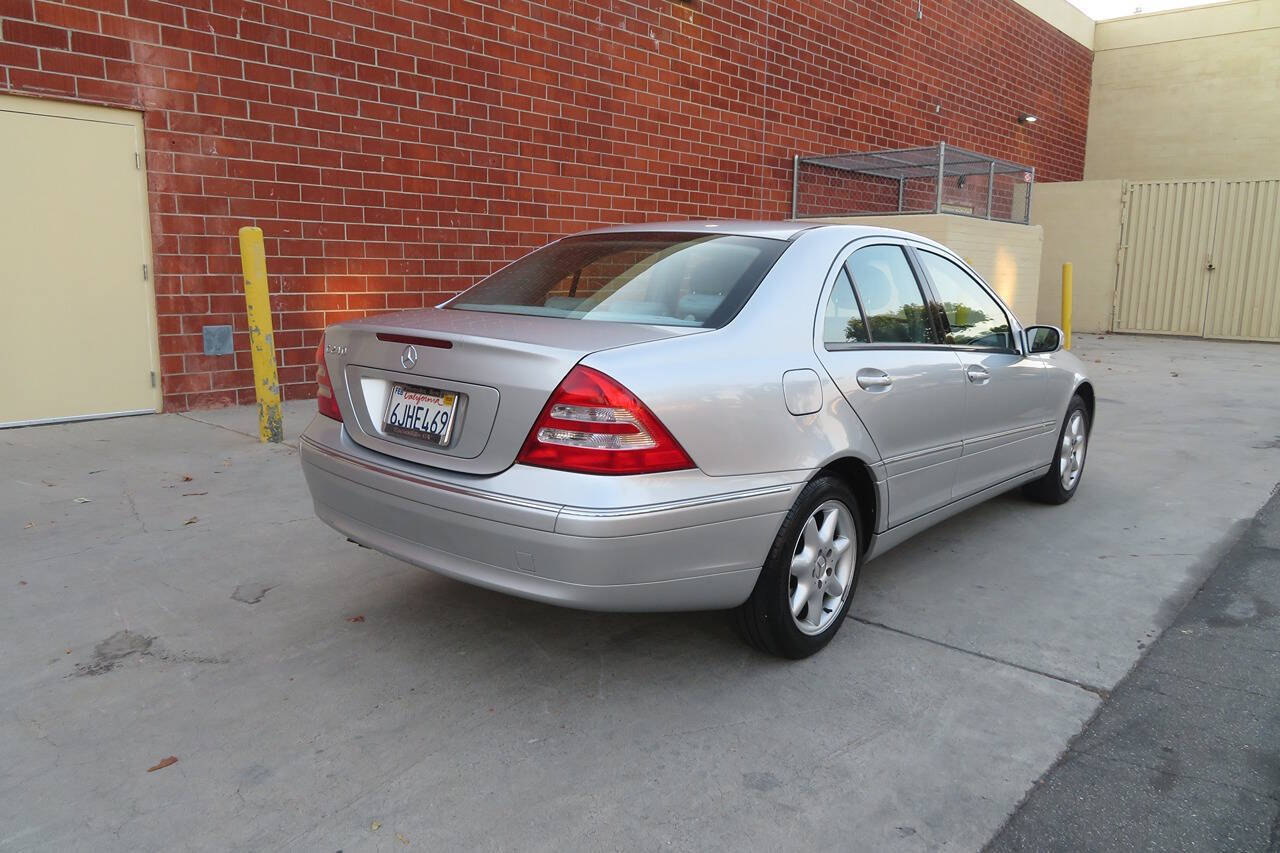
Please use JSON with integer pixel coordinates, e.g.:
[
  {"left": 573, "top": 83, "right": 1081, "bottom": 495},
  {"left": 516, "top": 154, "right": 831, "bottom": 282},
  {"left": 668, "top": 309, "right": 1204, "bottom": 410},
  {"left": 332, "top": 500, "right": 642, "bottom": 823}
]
[
  {"left": 855, "top": 368, "right": 893, "bottom": 391},
  {"left": 965, "top": 365, "right": 990, "bottom": 384}
]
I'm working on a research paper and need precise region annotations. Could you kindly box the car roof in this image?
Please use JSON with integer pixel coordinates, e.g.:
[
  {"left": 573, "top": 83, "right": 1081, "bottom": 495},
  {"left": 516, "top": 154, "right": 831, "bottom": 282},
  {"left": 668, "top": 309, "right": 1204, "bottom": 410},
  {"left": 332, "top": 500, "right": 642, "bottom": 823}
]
[{"left": 577, "top": 219, "right": 949, "bottom": 248}]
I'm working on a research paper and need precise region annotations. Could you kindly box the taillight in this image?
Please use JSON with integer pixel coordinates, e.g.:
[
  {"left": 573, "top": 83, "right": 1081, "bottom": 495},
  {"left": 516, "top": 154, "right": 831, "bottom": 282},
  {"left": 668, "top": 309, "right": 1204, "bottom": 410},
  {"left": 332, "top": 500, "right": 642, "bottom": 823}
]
[
  {"left": 316, "top": 336, "right": 342, "bottom": 421},
  {"left": 517, "top": 365, "right": 694, "bottom": 475}
]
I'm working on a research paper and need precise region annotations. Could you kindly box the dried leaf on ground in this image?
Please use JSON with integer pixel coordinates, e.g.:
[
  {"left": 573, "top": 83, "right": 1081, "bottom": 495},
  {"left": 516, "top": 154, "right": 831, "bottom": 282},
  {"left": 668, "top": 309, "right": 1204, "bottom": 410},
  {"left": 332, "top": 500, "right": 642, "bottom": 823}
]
[
  {"left": 371, "top": 821, "right": 382, "bottom": 831},
  {"left": 345, "top": 615, "right": 365, "bottom": 623},
  {"left": 73, "top": 497, "right": 92, "bottom": 504},
  {"left": 24, "top": 521, "right": 34, "bottom": 529},
  {"left": 147, "top": 756, "right": 178, "bottom": 772},
  {"left": 184, "top": 516, "right": 198, "bottom": 525},
  {"left": 396, "top": 833, "right": 409, "bottom": 845},
  {"left": 181, "top": 475, "right": 194, "bottom": 482},
  {"left": 182, "top": 492, "right": 208, "bottom": 497}
]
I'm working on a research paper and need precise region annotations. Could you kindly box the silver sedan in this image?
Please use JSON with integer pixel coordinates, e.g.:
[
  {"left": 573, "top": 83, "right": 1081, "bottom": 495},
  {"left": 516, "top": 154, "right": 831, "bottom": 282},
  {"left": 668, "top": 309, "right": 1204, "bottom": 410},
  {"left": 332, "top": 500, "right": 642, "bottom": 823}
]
[{"left": 301, "top": 221, "right": 1092, "bottom": 658}]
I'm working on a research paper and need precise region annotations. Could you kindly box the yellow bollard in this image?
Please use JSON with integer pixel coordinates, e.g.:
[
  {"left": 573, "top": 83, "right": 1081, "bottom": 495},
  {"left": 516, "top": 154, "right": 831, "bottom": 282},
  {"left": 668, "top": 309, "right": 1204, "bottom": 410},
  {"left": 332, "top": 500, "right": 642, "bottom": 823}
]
[
  {"left": 1061, "top": 262, "right": 1073, "bottom": 351},
  {"left": 238, "top": 226, "right": 283, "bottom": 443}
]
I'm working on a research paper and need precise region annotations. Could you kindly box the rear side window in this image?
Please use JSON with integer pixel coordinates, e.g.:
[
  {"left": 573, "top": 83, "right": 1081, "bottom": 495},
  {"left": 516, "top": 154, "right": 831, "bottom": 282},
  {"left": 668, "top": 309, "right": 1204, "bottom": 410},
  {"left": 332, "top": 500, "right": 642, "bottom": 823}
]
[
  {"left": 847, "top": 245, "right": 936, "bottom": 344},
  {"left": 446, "top": 233, "right": 788, "bottom": 328},
  {"left": 916, "top": 251, "right": 1014, "bottom": 350},
  {"left": 822, "top": 267, "right": 869, "bottom": 345}
]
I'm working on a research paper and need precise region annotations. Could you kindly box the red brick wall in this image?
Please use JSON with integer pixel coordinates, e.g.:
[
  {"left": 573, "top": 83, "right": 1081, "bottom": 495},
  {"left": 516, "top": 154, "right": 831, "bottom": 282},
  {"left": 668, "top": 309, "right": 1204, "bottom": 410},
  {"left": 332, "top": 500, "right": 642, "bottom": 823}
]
[{"left": 0, "top": 0, "right": 1092, "bottom": 410}]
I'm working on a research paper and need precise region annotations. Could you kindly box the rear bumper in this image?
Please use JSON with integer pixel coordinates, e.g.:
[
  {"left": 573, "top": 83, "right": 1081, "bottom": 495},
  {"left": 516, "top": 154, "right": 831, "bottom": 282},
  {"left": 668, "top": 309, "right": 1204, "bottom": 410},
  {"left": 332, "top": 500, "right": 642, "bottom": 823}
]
[{"left": 299, "top": 416, "right": 800, "bottom": 611}]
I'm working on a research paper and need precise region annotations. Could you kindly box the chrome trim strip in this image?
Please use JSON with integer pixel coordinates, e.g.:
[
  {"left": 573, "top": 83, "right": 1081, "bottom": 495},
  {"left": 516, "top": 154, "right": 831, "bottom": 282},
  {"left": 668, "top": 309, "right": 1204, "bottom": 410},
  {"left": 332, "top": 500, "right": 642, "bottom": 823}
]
[
  {"left": 851, "top": 421, "right": 1053, "bottom": 469},
  {"left": 880, "top": 441, "right": 962, "bottom": 466},
  {"left": 302, "top": 435, "right": 799, "bottom": 521},
  {"left": 558, "top": 484, "right": 796, "bottom": 519},
  {"left": 963, "top": 421, "right": 1055, "bottom": 447},
  {"left": 300, "top": 434, "right": 562, "bottom": 514}
]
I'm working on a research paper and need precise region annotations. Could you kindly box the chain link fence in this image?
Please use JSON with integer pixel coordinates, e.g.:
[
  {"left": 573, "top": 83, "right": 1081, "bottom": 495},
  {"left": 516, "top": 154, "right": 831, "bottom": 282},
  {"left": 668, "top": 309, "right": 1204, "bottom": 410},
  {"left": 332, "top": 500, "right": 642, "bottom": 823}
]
[{"left": 792, "top": 144, "right": 1035, "bottom": 224}]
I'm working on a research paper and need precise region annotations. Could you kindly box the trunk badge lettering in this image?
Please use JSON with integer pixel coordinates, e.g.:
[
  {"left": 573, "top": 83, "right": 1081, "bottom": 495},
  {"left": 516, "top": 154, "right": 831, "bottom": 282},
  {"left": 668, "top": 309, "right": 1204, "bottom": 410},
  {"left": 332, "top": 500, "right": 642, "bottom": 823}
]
[{"left": 400, "top": 345, "right": 418, "bottom": 370}]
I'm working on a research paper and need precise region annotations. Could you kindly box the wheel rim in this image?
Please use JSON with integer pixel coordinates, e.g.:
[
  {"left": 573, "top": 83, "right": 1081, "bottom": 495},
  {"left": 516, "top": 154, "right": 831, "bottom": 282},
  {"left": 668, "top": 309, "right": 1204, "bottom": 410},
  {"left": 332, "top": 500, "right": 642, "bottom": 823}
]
[
  {"left": 788, "top": 500, "right": 856, "bottom": 635},
  {"left": 1059, "top": 410, "right": 1087, "bottom": 491}
]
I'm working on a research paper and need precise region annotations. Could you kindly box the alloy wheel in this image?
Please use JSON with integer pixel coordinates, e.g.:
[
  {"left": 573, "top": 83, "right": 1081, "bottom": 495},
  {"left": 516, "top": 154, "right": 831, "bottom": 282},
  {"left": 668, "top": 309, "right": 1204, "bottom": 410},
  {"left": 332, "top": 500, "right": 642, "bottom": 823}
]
[
  {"left": 788, "top": 500, "right": 856, "bottom": 635},
  {"left": 1059, "top": 410, "right": 1087, "bottom": 490}
]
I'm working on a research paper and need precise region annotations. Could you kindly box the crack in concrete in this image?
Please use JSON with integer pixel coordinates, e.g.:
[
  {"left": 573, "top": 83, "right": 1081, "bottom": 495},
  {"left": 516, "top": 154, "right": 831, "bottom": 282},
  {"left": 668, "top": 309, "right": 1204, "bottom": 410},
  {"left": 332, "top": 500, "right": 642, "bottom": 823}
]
[
  {"left": 124, "top": 490, "right": 146, "bottom": 534},
  {"left": 176, "top": 411, "right": 299, "bottom": 449},
  {"left": 849, "top": 616, "right": 1110, "bottom": 698}
]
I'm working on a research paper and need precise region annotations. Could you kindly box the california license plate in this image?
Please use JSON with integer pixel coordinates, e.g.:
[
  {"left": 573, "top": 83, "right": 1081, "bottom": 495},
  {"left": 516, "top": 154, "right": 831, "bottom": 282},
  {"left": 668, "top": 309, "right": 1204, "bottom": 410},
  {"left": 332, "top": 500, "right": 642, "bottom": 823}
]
[{"left": 382, "top": 384, "right": 458, "bottom": 446}]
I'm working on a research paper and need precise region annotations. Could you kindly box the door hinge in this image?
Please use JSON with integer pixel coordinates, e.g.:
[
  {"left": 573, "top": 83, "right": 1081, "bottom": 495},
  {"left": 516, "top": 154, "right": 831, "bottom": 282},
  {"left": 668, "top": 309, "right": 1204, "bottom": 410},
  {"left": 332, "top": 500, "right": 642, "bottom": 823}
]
[
  {"left": 142, "top": 263, "right": 149, "bottom": 280},
  {"left": 150, "top": 371, "right": 156, "bottom": 388},
  {"left": 135, "top": 152, "right": 141, "bottom": 170}
]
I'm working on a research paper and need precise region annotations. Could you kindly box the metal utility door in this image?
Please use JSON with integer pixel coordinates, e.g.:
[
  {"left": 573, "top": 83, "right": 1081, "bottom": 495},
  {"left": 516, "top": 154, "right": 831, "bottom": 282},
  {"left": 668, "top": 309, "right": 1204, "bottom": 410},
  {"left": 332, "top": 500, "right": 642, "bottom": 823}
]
[
  {"left": 1114, "top": 180, "right": 1218, "bottom": 336},
  {"left": 1114, "top": 178, "right": 1280, "bottom": 342},
  {"left": 1204, "top": 180, "right": 1280, "bottom": 342},
  {"left": 0, "top": 95, "right": 160, "bottom": 427}
]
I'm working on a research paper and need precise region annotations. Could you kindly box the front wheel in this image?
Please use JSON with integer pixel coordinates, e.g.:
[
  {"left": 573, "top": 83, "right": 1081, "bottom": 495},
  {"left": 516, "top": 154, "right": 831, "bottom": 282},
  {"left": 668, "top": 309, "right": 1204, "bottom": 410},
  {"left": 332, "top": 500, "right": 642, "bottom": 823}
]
[
  {"left": 1023, "top": 394, "right": 1090, "bottom": 504},
  {"left": 733, "top": 476, "right": 862, "bottom": 659}
]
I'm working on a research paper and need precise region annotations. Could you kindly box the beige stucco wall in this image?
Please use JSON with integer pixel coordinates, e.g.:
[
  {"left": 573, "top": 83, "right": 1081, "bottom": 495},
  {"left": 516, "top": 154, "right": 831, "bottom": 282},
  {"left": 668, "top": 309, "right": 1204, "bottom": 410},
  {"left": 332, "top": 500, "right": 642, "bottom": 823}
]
[
  {"left": 816, "top": 215, "right": 1043, "bottom": 325},
  {"left": 1085, "top": 0, "right": 1280, "bottom": 180},
  {"left": 1030, "top": 180, "right": 1124, "bottom": 333}
]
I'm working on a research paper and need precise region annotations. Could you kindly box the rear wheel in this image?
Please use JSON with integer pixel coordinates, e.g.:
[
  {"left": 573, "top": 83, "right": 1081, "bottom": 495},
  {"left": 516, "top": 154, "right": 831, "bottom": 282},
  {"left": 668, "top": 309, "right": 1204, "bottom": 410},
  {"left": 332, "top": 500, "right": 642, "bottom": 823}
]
[
  {"left": 733, "top": 476, "right": 862, "bottom": 659},
  {"left": 1023, "top": 394, "right": 1090, "bottom": 504}
]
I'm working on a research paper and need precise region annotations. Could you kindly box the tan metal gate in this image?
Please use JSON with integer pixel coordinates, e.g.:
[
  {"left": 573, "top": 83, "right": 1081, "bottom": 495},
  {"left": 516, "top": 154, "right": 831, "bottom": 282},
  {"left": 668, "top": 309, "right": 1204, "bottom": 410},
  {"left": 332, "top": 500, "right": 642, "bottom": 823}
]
[
  {"left": 1114, "top": 179, "right": 1280, "bottom": 342},
  {"left": 1114, "top": 180, "right": 1218, "bottom": 336},
  {"left": 1204, "top": 180, "right": 1280, "bottom": 341}
]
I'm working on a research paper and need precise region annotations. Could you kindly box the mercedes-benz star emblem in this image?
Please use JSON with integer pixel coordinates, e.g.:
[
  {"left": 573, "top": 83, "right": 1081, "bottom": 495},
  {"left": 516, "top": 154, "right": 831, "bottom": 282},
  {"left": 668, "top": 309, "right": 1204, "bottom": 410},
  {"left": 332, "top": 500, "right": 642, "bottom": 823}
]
[{"left": 400, "top": 345, "right": 418, "bottom": 370}]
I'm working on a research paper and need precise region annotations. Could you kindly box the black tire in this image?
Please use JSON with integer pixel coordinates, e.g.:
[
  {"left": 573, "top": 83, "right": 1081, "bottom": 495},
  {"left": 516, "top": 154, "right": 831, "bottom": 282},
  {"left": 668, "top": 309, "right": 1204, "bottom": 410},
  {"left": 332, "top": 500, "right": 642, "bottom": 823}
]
[
  {"left": 733, "top": 475, "right": 863, "bottom": 659},
  {"left": 1023, "top": 394, "right": 1090, "bottom": 505}
]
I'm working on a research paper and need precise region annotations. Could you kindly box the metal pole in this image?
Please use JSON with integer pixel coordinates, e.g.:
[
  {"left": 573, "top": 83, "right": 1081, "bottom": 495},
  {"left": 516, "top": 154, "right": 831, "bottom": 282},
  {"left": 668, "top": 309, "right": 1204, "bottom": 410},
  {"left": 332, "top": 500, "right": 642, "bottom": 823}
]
[
  {"left": 935, "top": 142, "right": 946, "bottom": 214},
  {"left": 1026, "top": 167, "right": 1035, "bottom": 224},
  {"left": 986, "top": 161, "right": 995, "bottom": 220},
  {"left": 791, "top": 154, "right": 800, "bottom": 219},
  {"left": 897, "top": 177, "right": 905, "bottom": 212},
  {"left": 238, "top": 226, "right": 283, "bottom": 443}
]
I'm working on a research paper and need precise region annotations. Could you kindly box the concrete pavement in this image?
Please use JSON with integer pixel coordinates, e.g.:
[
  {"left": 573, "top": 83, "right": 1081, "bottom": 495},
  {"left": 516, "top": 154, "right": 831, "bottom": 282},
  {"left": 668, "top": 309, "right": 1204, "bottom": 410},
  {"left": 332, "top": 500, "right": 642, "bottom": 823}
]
[
  {"left": 2, "top": 334, "right": 1279, "bottom": 851},
  {"left": 988, "top": 488, "right": 1280, "bottom": 852}
]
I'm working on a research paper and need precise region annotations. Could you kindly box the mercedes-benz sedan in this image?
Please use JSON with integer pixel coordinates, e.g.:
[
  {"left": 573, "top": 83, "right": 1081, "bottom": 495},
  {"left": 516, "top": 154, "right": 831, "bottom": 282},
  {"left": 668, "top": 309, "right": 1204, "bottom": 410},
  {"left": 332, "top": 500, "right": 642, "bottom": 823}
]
[{"left": 301, "top": 221, "right": 1093, "bottom": 658}]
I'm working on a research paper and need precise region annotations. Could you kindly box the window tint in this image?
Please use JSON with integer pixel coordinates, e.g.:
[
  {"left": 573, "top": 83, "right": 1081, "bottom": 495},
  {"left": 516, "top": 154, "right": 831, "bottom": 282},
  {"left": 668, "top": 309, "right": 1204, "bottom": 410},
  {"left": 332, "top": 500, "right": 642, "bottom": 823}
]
[
  {"left": 847, "top": 245, "right": 935, "bottom": 344},
  {"left": 822, "top": 266, "right": 868, "bottom": 345},
  {"left": 917, "top": 251, "right": 1014, "bottom": 349},
  {"left": 447, "top": 233, "right": 787, "bottom": 328}
]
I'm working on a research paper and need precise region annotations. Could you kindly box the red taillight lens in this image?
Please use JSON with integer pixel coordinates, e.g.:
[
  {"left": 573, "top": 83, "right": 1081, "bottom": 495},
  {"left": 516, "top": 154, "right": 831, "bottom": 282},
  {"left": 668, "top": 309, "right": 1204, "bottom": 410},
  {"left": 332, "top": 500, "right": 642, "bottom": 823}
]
[
  {"left": 316, "top": 337, "right": 342, "bottom": 421},
  {"left": 517, "top": 365, "right": 694, "bottom": 475}
]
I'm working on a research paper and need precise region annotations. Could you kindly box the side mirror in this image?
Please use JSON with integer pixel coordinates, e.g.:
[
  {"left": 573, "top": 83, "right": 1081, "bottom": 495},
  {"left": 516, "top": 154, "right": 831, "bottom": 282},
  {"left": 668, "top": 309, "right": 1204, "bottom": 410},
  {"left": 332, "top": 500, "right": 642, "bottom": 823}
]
[{"left": 1025, "top": 325, "right": 1063, "bottom": 354}]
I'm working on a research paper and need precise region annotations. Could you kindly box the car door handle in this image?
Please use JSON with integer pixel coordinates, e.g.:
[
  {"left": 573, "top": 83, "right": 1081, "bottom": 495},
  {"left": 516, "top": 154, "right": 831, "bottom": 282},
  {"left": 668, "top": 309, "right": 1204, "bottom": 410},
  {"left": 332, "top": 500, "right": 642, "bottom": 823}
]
[
  {"left": 855, "top": 368, "right": 893, "bottom": 391},
  {"left": 965, "top": 365, "right": 990, "bottom": 384}
]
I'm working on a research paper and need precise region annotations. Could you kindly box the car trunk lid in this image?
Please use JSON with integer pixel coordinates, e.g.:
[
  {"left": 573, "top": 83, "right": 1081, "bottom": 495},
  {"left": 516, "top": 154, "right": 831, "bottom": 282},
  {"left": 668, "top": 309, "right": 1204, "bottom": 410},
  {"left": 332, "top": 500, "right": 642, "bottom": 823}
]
[{"left": 323, "top": 308, "right": 703, "bottom": 475}]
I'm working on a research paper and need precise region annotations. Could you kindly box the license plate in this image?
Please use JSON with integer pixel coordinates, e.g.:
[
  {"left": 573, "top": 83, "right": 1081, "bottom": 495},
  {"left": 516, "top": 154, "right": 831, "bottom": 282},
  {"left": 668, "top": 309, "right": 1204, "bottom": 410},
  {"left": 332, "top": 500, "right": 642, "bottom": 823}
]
[{"left": 382, "top": 384, "right": 458, "bottom": 446}]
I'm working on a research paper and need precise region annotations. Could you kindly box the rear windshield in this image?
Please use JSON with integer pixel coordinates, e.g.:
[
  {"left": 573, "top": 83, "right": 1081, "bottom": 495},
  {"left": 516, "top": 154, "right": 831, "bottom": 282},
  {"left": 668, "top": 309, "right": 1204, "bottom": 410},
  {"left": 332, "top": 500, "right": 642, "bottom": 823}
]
[{"left": 445, "top": 232, "right": 788, "bottom": 328}]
